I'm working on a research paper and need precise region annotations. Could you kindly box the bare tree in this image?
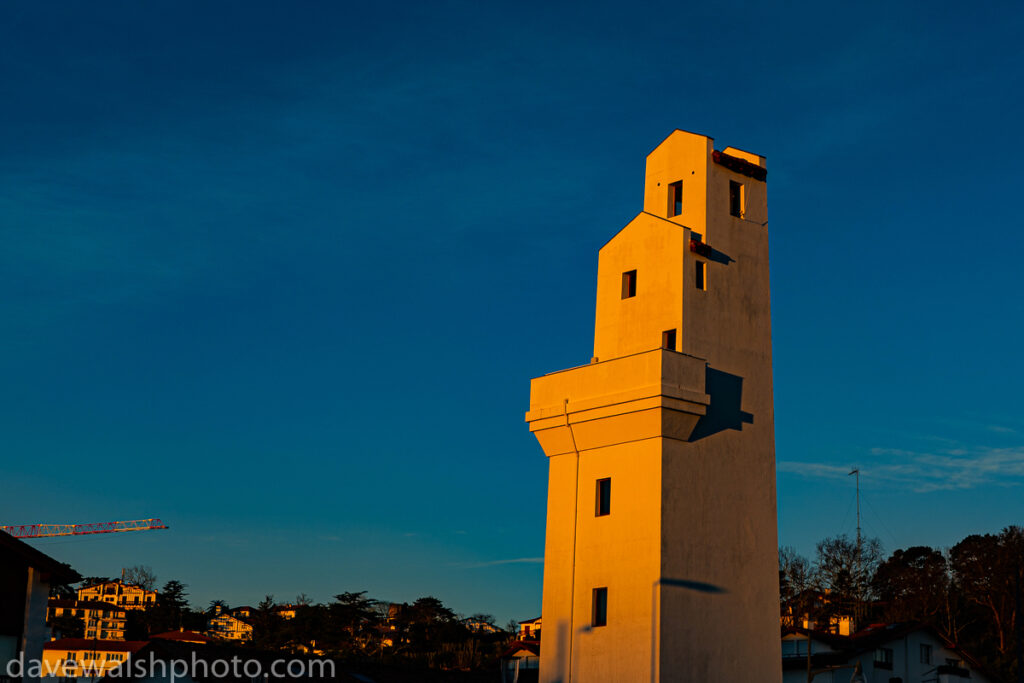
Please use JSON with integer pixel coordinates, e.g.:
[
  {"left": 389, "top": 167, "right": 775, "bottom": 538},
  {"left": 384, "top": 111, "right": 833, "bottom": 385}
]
[
  {"left": 779, "top": 546, "right": 813, "bottom": 604},
  {"left": 123, "top": 565, "right": 157, "bottom": 591},
  {"left": 814, "top": 534, "right": 883, "bottom": 622}
]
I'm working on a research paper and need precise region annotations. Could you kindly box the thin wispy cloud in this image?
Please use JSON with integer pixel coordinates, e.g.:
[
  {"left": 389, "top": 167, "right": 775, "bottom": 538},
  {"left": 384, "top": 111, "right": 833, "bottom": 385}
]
[
  {"left": 452, "top": 558, "right": 544, "bottom": 570},
  {"left": 987, "top": 425, "right": 1017, "bottom": 434},
  {"left": 779, "top": 445, "right": 1024, "bottom": 493}
]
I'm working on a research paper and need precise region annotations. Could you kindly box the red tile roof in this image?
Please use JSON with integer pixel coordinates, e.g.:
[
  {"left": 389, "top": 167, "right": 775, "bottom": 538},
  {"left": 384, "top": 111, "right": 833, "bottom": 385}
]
[
  {"left": 151, "top": 631, "right": 216, "bottom": 644},
  {"left": 500, "top": 640, "right": 540, "bottom": 658},
  {"left": 44, "top": 639, "right": 147, "bottom": 653}
]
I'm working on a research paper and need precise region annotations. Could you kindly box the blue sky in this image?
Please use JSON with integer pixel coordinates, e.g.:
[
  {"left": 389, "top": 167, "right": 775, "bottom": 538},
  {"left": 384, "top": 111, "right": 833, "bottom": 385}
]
[{"left": 2, "top": 1, "right": 1023, "bottom": 624}]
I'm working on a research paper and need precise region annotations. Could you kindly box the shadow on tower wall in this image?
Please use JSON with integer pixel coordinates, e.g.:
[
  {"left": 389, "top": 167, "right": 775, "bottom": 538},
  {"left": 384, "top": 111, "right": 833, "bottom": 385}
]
[{"left": 689, "top": 367, "right": 753, "bottom": 441}]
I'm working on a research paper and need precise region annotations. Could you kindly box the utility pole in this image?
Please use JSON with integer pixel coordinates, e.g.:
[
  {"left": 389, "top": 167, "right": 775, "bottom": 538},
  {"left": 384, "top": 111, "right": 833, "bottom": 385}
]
[{"left": 1015, "top": 560, "right": 1022, "bottom": 683}]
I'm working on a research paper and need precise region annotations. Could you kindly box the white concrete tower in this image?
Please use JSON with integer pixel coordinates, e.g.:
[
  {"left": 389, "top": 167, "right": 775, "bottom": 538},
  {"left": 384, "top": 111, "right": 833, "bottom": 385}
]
[{"left": 525, "top": 130, "right": 781, "bottom": 682}]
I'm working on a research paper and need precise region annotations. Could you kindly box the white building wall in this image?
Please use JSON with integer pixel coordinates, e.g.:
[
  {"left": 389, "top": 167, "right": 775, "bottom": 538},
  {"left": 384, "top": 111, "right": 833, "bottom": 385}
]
[{"left": 781, "top": 630, "right": 991, "bottom": 683}]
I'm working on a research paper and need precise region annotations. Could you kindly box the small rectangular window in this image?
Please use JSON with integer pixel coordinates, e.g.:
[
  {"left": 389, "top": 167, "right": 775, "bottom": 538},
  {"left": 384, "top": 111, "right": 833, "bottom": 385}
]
[
  {"left": 920, "top": 644, "right": 932, "bottom": 664},
  {"left": 621, "top": 270, "right": 636, "bottom": 299},
  {"left": 729, "top": 180, "right": 743, "bottom": 217},
  {"left": 662, "top": 329, "right": 676, "bottom": 351},
  {"left": 668, "top": 181, "right": 683, "bottom": 217},
  {"left": 596, "top": 478, "right": 611, "bottom": 516},
  {"left": 874, "top": 647, "right": 893, "bottom": 669},
  {"left": 592, "top": 588, "right": 608, "bottom": 627},
  {"left": 695, "top": 261, "right": 706, "bottom": 290}
]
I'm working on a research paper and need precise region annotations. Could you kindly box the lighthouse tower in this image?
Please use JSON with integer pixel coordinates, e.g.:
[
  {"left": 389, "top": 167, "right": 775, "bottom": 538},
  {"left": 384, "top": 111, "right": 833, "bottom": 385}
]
[{"left": 525, "top": 130, "right": 781, "bottom": 682}]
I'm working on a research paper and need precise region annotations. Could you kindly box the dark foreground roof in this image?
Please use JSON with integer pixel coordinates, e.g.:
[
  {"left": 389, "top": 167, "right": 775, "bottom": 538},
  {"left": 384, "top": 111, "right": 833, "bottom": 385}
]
[{"left": 0, "top": 530, "right": 80, "bottom": 584}]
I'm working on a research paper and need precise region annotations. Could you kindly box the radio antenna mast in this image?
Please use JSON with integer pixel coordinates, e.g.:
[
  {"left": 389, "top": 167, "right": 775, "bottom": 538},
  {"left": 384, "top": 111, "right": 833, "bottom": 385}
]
[{"left": 848, "top": 468, "right": 861, "bottom": 552}]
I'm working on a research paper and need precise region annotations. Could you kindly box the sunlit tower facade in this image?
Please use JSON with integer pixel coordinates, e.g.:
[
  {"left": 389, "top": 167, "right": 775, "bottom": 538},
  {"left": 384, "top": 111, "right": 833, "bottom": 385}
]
[{"left": 525, "top": 130, "right": 781, "bottom": 682}]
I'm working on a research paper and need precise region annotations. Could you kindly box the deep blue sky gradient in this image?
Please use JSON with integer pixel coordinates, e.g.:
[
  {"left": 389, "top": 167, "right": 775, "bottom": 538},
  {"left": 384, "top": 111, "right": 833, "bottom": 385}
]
[{"left": 2, "top": 1, "right": 1023, "bottom": 624}]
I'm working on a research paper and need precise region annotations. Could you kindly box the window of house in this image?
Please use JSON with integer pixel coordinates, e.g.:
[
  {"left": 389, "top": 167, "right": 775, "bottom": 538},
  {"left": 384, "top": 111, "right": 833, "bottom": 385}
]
[
  {"left": 695, "top": 261, "right": 706, "bottom": 291},
  {"left": 668, "top": 181, "right": 683, "bottom": 217},
  {"left": 621, "top": 270, "right": 637, "bottom": 299},
  {"left": 662, "top": 329, "right": 676, "bottom": 351},
  {"left": 729, "top": 180, "right": 743, "bottom": 217},
  {"left": 920, "top": 644, "right": 932, "bottom": 664},
  {"left": 592, "top": 588, "right": 608, "bottom": 627},
  {"left": 596, "top": 478, "right": 611, "bottom": 516},
  {"left": 874, "top": 647, "right": 893, "bottom": 669}
]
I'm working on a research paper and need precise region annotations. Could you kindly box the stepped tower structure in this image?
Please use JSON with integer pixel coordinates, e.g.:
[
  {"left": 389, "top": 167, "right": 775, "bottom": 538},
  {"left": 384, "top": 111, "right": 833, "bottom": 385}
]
[{"left": 525, "top": 130, "right": 781, "bottom": 682}]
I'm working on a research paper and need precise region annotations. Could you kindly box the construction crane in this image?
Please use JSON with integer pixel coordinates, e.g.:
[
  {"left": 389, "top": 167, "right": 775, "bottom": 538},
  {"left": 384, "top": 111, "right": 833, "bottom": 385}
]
[{"left": 1, "top": 518, "right": 169, "bottom": 539}]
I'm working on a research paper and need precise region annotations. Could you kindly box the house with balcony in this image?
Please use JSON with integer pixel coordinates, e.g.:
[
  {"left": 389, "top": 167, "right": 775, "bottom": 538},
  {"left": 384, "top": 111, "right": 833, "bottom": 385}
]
[
  {"left": 77, "top": 579, "right": 156, "bottom": 610},
  {"left": 47, "top": 598, "right": 127, "bottom": 640},
  {"left": 461, "top": 617, "right": 501, "bottom": 634},
  {"left": 517, "top": 617, "right": 541, "bottom": 640},
  {"left": 206, "top": 606, "right": 253, "bottom": 641}
]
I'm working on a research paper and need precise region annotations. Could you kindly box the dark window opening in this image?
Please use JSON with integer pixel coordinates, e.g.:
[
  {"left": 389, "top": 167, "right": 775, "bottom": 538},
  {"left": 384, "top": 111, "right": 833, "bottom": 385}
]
[
  {"left": 621, "top": 270, "right": 637, "bottom": 299},
  {"left": 596, "top": 478, "right": 611, "bottom": 516},
  {"left": 592, "top": 588, "right": 608, "bottom": 627},
  {"left": 662, "top": 329, "right": 676, "bottom": 351},
  {"left": 695, "top": 261, "right": 706, "bottom": 290},
  {"left": 729, "top": 181, "right": 743, "bottom": 217},
  {"left": 668, "top": 181, "right": 683, "bottom": 217}
]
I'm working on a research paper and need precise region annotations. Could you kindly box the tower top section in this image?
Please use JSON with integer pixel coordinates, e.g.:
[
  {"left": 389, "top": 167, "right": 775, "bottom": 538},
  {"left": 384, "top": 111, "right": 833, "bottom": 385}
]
[{"left": 591, "top": 129, "right": 769, "bottom": 362}]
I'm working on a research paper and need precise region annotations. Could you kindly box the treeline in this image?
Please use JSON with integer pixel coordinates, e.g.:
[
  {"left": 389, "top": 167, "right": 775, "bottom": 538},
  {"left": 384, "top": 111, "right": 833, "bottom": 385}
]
[
  {"left": 780, "top": 525, "right": 1024, "bottom": 682},
  {"left": 53, "top": 574, "right": 509, "bottom": 672},
  {"left": 242, "top": 593, "right": 508, "bottom": 670}
]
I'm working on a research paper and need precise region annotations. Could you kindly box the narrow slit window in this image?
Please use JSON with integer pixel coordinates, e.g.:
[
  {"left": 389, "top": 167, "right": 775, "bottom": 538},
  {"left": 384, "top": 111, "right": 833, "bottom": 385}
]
[
  {"left": 662, "top": 329, "right": 676, "bottom": 351},
  {"left": 596, "top": 478, "right": 611, "bottom": 516},
  {"left": 695, "top": 261, "right": 706, "bottom": 290},
  {"left": 668, "top": 181, "right": 683, "bottom": 217},
  {"left": 592, "top": 588, "right": 608, "bottom": 627},
  {"left": 621, "top": 270, "right": 637, "bottom": 299},
  {"left": 729, "top": 180, "right": 743, "bottom": 217}
]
